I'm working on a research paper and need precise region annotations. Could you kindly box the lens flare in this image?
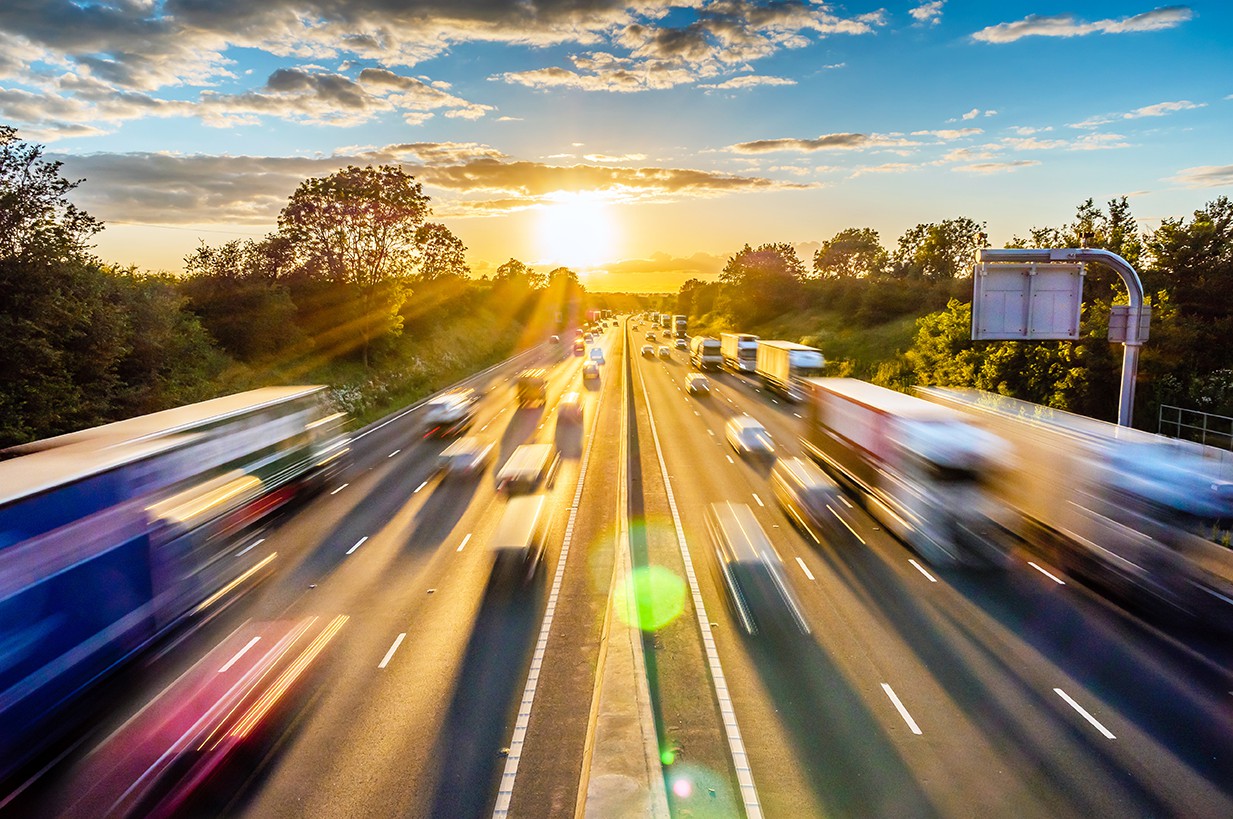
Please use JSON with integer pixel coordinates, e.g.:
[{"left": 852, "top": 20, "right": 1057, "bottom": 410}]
[{"left": 614, "top": 565, "right": 686, "bottom": 632}]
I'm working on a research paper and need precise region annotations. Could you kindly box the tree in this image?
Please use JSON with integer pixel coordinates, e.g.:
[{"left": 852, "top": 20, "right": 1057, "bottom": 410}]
[
  {"left": 415, "top": 222, "right": 470, "bottom": 281},
  {"left": 813, "top": 227, "right": 889, "bottom": 279},
  {"left": 278, "top": 164, "right": 429, "bottom": 366},
  {"left": 0, "top": 125, "right": 101, "bottom": 264},
  {"left": 494, "top": 258, "right": 546, "bottom": 290},
  {"left": 718, "top": 242, "right": 805, "bottom": 323},
  {"left": 891, "top": 217, "right": 983, "bottom": 280}
]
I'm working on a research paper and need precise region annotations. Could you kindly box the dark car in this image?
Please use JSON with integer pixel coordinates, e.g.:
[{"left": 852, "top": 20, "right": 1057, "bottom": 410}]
[{"left": 707, "top": 502, "right": 810, "bottom": 637}]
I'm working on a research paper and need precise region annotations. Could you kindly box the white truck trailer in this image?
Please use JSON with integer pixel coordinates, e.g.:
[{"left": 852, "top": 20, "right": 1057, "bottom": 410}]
[
  {"left": 756, "top": 340, "right": 825, "bottom": 401},
  {"left": 918, "top": 387, "right": 1233, "bottom": 624},
  {"left": 801, "top": 378, "right": 1008, "bottom": 567},
  {"left": 689, "top": 336, "right": 723, "bottom": 370},
  {"left": 720, "top": 332, "right": 759, "bottom": 374}
]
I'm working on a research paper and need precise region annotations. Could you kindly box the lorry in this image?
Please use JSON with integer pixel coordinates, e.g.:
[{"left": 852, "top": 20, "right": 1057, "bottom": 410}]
[
  {"left": 755, "top": 340, "right": 825, "bottom": 401},
  {"left": 689, "top": 336, "right": 723, "bottom": 370},
  {"left": 586, "top": 309, "right": 602, "bottom": 324},
  {"left": 673, "top": 314, "right": 687, "bottom": 338},
  {"left": 918, "top": 387, "right": 1233, "bottom": 625},
  {"left": 720, "top": 332, "right": 759, "bottom": 374},
  {"left": 516, "top": 369, "right": 548, "bottom": 406},
  {"left": 801, "top": 378, "right": 1008, "bottom": 567}
]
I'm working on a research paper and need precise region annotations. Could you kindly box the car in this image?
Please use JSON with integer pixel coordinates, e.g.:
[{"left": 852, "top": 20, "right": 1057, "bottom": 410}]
[
  {"left": 583, "top": 333, "right": 593, "bottom": 344},
  {"left": 640, "top": 344, "right": 654, "bottom": 357},
  {"left": 686, "top": 373, "right": 710, "bottom": 395},
  {"left": 549, "top": 334, "right": 560, "bottom": 345},
  {"left": 725, "top": 416, "right": 774, "bottom": 457},
  {"left": 771, "top": 457, "right": 845, "bottom": 541},
  {"left": 582, "top": 361, "right": 600, "bottom": 381},
  {"left": 675, "top": 338, "right": 688, "bottom": 350},
  {"left": 573, "top": 339, "right": 585, "bottom": 356},
  {"left": 422, "top": 390, "right": 478, "bottom": 436},
  {"left": 437, "top": 436, "right": 494, "bottom": 477},
  {"left": 657, "top": 345, "right": 671, "bottom": 358},
  {"left": 706, "top": 502, "right": 809, "bottom": 637},
  {"left": 557, "top": 391, "right": 583, "bottom": 423},
  {"left": 589, "top": 347, "right": 605, "bottom": 364},
  {"left": 645, "top": 331, "right": 656, "bottom": 341},
  {"left": 496, "top": 444, "right": 556, "bottom": 493},
  {"left": 490, "top": 495, "right": 549, "bottom": 584}
]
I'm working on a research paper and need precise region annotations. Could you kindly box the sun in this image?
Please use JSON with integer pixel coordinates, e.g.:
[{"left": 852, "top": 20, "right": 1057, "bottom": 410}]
[{"left": 536, "top": 191, "right": 617, "bottom": 270}]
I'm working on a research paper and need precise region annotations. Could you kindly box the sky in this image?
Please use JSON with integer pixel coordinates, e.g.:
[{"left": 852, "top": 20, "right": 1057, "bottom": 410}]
[{"left": 1, "top": 1, "right": 1230, "bottom": 292}]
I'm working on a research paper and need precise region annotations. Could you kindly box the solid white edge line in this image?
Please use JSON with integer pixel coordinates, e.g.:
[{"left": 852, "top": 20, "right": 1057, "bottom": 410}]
[
  {"left": 218, "top": 636, "right": 261, "bottom": 673},
  {"left": 1028, "top": 561, "right": 1067, "bottom": 585},
  {"left": 908, "top": 559, "right": 938, "bottom": 583},
  {"left": 346, "top": 536, "right": 368, "bottom": 555},
  {"left": 378, "top": 633, "right": 407, "bottom": 669},
  {"left": 492, "top": 344, "right": 608, "bottom": 819},
  {"left": 1054, "top": 688, "right": 1116, "bottom": 739},
  {"left": 795, "top": 556, "right": 816, "bottom": 581},
  {"left": 457, "top": 533, "right": 472, "bottom": 552},
  {"left": 330, "top": 483, "right": 349, "bottom": 495},
  {"left": 637, "top": 365, "right": 765, "bottom": 819},
  {"left": 881, "top": 683, "right": 923, "bottom": 735}
]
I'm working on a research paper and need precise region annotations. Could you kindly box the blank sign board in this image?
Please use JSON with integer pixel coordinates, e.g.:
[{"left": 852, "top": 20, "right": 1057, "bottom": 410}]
[{"left": 971, "top": 263, "right": 1084, "bottom": 340}]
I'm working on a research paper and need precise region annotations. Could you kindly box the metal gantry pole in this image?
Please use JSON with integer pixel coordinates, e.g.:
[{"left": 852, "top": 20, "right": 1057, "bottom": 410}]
[{"left": 977, "top": 247, "right": 1146, "bottom": 427}]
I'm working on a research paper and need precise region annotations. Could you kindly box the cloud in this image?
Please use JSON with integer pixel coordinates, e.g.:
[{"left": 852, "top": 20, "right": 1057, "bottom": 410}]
[
  {"left": 700, "top": 75, "right": 796, "bottom": 90},
  {"left": 911, "top": 128, "right": 982, "bottom": 139},
  {"left": 850, "top": 162, "right": 917, "bottom": 177},
  {"left": 957, "top": 107, "right": 997, "bottom": 121},
  {"left": 1068, "top": 99, "right": 1206, "bottom": 128},
  {"left": 953, "top": 160, "right": 1041, "bottom": 174},
  {"left": 729, "top": 133, "right": 919, "bottom": 153},
  {"left": 583, "top": 153, "right": 647, "bottom": 162},
  {"left": 910, "top": 2, "right": 945, "bottom": 26},
  {"left": 1168, "top": 165, "right": 1233, "bottom": 188},
  {"left": 597, "top": 251, "right": 726, "bottom": 292},
  {"left": 51, "top": 142, "right": 815, "bottom": 226},
  {"left": 972, "top": 6, "right": 1194, "bottom": 44}
]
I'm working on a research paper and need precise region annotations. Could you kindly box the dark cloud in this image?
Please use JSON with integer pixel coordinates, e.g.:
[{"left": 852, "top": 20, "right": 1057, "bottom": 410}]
[{"left": 730, "top": 133, "right": 917, "bottom": 153}]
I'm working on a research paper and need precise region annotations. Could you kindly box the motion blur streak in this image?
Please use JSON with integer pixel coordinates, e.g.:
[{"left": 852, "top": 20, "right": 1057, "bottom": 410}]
[
  {"left": 194, "top": 552, "right": 279, "bottom": 616},
  {"left": 229, "top": 615, "right": 348, "bottom": 741}
]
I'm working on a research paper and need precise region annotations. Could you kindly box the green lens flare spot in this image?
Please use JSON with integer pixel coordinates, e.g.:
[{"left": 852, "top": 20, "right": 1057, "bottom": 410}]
[
  {"left": 614, "top": 565, "right": 686, "bottom": 632},
  {"left": 660, "top": 749, "right": 676, "bottom": 766}
]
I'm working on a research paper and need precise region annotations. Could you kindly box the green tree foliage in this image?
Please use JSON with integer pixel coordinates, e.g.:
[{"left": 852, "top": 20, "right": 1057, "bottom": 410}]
[
  {"left": 0, "top": 128, "right": 226, "bottom": 445},
  {"left": 279, "top": 164, "right": 429, "bottom": 366},
  {"left": 813, "top": 227, "right": 889, "bottom": 279},
  {"left": 415, "top": 222, "right": 470, "bottom": 281},
  {"left": 182, "top": 238, "right": 304, "bottom": 361},
  {"left": 892, "top": 217, "right": 983, "bottom": 280},
  {"left": 718, "top": 242, "right": 805, "bottom": 323}
]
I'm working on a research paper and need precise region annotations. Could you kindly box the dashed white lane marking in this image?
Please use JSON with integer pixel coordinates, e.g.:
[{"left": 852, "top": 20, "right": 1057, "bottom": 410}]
[
  {"left": 236, "top": 537, "right": 264, "bottom": 557},
  {"left": 908, "top": 559, "right": 938, "bottom": 583},
  {"left": 881, "top": 683, "right": 922, "bottom": 735},
  {"left": 726, "top": 455, "right": 735, "bottom": 464},
  {"left": 330, "top": 483, "right": 349, "bottom": 495},
  {"left": 388, "top": 449, "right": 401, "bottom": 458},
  {"left": 379, "top": 633, "right": 407, "bottom": 669},
  {"left": 637, "top": 366, "right": 764, "bottom": 819},
  {"left": 771, "top": 399, "right": 779, "bottom": 404},
  {"left": 752, "top": 493, "right": 764, "bottom": 507},
  {"left": 457, "top": 533, "right": 472, "bottom": 552},
  {"left": 793, "top": 412, "right": 802, "bottom": 419},
  {"left": 1029, "top": 561, "right": 1066, "bottom": 585},
  {"left": 707, "top": 429, "right": 714, "bottom": 436},
  {"left": 1054, "top": 688, "right": 1116, "bottom": 739},
  {"left": 414, "top": 480, "right": 428, "bottom": 493},
  {"left": 346, "top": 536, "right": 368, "bottom": 555},
  {"left": 218, "top": 637, "right": 261, "bottom": 673},
  {"left": 838, "top": 495, "right": 853, "bottom": 508},
  {"left": 795, "top": 557, "right": 816, "bottom": 581}
]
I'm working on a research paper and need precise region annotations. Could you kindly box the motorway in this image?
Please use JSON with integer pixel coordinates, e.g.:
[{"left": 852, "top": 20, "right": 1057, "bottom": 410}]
[{"left": 8, "top": 317, "right": 1233, "bottom": 818}]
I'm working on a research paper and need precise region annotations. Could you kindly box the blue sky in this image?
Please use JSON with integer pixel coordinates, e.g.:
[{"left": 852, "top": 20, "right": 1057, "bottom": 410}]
[{"left": 1, "top": 1, "right": 1229, "bottom": 290}]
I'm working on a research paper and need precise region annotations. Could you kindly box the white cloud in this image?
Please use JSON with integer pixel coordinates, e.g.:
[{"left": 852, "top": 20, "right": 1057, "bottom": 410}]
[
  {"left": 850, "top": 162, "right": 917, "bottom": 177},
  {"left": 973, "top": 6, "right": 1194, "bottom": 44},
  {"left": 1068, "top": 99, "right": 1206, "bottom": 128},
  {"left": 1168, "top": 165, "right": 1233, "bottom": 188},
  {"left": 911, "top": 128, "right": 983, "bottom": 139},
  {"left": 910, "top": 2, "right": 945, "bottom": 27},
  {"left": 700, "top": 75, "right": 796, "bottom": 90},
  {"left": 729, "top": 132, "right": 920, "bottom": 153},
  {"left": 953, "top": 160, "right": 1041, "bottom": 174}
]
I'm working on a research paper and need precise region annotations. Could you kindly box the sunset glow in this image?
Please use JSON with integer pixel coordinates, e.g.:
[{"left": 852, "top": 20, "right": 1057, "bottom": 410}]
[{"left": 537, "top": 192, "right": 618, "bottom": 270}]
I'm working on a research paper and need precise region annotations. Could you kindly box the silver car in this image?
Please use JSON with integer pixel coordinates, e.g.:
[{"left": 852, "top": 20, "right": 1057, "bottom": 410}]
[
  {"left": 707, "top": 502, "right": 810, "bottom": 636},
  {"left": 725, "top": 416, "right": 774, "bottom": 457}
]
